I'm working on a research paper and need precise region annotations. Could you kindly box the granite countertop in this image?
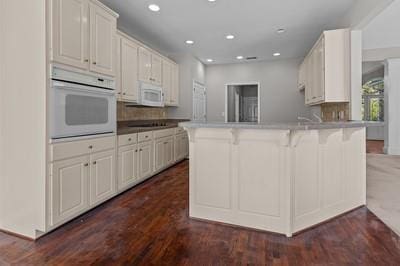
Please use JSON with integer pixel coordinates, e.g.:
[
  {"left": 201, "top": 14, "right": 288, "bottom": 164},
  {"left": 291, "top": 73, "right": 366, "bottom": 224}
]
[
  {"left": 178, "top": 121, "right": 384, "bottom": 131},
  {"left": 117, "top": 119, "right": 189, "bottom": 135}
]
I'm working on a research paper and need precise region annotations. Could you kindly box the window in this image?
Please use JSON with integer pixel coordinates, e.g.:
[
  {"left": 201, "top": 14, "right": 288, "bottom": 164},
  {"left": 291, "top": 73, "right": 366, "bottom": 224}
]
[{"left": 362, "top": 78, "right": 384, "bottom": 121}]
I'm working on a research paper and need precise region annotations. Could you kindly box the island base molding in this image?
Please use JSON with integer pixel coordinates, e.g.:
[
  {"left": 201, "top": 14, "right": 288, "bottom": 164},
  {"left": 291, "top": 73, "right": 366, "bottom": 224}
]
[{"left": 186, "top": 127, "right": 366, "bottom": 237}]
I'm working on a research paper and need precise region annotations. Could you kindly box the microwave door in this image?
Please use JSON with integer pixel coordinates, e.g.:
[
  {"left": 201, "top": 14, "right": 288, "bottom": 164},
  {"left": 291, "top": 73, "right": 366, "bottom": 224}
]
[
  {"left": 50, "top": 81, "right": 116, "bottom": 139},
  {"left": 141, "top": 88, "right": 164, "bottom": 107}
]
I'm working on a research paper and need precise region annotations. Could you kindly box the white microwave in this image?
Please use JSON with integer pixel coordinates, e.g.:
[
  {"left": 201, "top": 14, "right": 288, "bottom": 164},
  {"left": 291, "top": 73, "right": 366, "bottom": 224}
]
[
  {"left": 138, "top": 82, "right": 164, "bottom": 107},
  {"left": 50, "top": 67, "right": 116, "bottom": 140}
]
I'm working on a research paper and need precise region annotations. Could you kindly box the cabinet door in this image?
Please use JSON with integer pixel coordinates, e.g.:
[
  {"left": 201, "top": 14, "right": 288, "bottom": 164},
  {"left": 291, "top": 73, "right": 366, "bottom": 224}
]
[
  {"left": 162, "top": 60, "right": 172, "bottom": 105},
  {"left": 138, "top": 141, "right": 153, "bottom": 179},
  {"left": 52, "top": 0, "right": 89, "bottom": 69},
  {"left": 170, "top": 64, "right": 180, "bottom": 106},
  {"left": 50, "top": 155, "right": 89, "bottom": 227},
  {"left": 121, "top": 38, "right": 139, "bottom": 101},
  {"left": 151, "top": 54, "right": 162, "bottom": 85},
  {"left": 118, "top": 144, "right": 138, "bottom": 191},
  {"left": 314, "top": 38, "right": 325, "bottom": 101},
  {"left": 154, "top": 138, "right": 165, "bottom": 172},
  {"left": 138, "top": 47, "right": 152, "bottom": 83},
  {"left": 89, "top": 2, "right": 116, "bottom": 76},
  {"left": 164, "top": 137, "right": 174, "bottom": 166},
  {"left": 89, "top": 149, "right": 116, "bottom": 206},
  {"left": 182, "top": 134, "right": 189, "bottom": 158}
]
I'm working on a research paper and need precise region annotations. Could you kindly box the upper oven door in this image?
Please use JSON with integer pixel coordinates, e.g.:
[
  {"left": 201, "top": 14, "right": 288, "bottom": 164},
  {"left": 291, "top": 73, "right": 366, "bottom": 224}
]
[{"left": 50, "top": 80, "right": 116, "bottom": 139}]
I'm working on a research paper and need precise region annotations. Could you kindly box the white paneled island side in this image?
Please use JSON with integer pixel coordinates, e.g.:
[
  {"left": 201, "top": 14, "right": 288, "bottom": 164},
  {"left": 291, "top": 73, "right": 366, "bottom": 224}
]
[{"left": 179, "top": 121, "right": 372, "bottom": 237}]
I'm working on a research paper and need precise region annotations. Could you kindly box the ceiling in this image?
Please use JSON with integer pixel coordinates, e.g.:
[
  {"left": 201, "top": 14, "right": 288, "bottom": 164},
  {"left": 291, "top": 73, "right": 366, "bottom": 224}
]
[
  {"left": 100, "top": 0, "right": 357, "bottom": 65},
  {"left": 363, "top": 0, "right": 400, "bottom": 50}
]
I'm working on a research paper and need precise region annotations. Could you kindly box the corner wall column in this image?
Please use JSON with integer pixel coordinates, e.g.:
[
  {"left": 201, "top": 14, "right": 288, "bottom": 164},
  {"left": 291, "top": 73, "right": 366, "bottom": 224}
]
[{"left": 384, "top": 58, "right": 400, "bottom": 155}]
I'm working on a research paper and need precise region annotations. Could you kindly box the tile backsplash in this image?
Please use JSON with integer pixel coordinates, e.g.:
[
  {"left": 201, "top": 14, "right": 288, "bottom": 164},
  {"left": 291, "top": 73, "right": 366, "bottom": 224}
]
[
  {"left": 117, "top": 102, "right": 167, "bottom": 121},
  {"left": 320, "top": 102, "right": 350, "bottom": 122}
]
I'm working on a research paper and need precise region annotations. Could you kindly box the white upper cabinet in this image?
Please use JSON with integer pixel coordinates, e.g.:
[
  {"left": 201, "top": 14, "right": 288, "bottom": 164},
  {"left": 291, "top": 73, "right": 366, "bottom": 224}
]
[
  {"left": 51, "top": 0, "right": 118, "bottom": 76},
  {"left": 302, "top": 29, "right": 350, "bottom": 106},
  {"left": 138, "top": 47, "right": 152, "bottom": 83},
  {"left": 151, "top": 54, "right": 162, "bottom": 86},
  {"left": 89, "top": 2, "right": 117, "bottom": 76},
  {"left": 138, "top": 47, "right": 164, "bottom": 86},
  {"left": 170, "top": 63, "right": 180, "bottom": 106},
  {"left": 51, "top": 0, "right": 89, "bottom": 70},
  {"left": 120, "top": 35, "right": 139, "bottom": 102},
  {"left": 162, "top": 60, "right": 172, "bottom": 105}
]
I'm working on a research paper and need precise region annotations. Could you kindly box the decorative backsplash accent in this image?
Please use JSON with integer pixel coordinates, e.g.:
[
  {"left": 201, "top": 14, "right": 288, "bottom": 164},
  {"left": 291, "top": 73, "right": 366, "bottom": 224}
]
[
  {"left": 321, "top": 103, "right": 350, "bottom": 122},
  {"left": 117, "top": 102, "right": 167, "bottom": 121}
]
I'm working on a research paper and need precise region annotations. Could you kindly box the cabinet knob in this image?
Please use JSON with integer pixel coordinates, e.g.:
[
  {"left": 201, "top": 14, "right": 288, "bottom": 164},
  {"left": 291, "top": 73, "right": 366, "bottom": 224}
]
[
  {"left": 84, "top": 59, "right": 89, "bottom": 62},
  {"left": 88, "top": 145, "right": 93, "bottom": 149},
  {"left": 145, "top": 136, "right": 148, "bottom": 138},
  {"left": 93, "top": 62, "right": 97, "bottom": 65},
  {"left": 93, "top": 161, "right": 97, "bottom": 165},
  {"left": 139, "top": 149, "right": 143, "bottom": 151},
  {"left": 135, "top": 150, "right": 138, "bottom": 152},
  {"left": 84, "top": 163, "right": 89, "bottom": 167},
  {"left": 128, "top": 138, "right": 132, "bottom": 141},
  {"left": 123, "top": 92, "right": 126, "bottom": 95}
]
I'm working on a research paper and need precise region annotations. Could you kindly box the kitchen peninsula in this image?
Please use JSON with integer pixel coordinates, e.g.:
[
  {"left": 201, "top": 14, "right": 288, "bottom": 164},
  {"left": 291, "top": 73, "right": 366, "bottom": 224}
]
[{"left": 179, "top": 121, "right": 369, "bottom": 237}]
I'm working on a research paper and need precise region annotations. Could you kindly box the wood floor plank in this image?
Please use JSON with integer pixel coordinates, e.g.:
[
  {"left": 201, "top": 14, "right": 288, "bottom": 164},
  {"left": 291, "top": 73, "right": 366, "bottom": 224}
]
[{"left": 0, "top": 160, "right": 400, "bottom": 265}]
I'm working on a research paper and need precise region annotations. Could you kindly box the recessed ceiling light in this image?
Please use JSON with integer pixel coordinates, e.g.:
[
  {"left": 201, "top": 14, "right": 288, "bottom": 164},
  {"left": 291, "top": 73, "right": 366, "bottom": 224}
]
[
  {"left": 276, "top": 28, "right": 286, "bottom": 34},
  {"left": 185, "top": 40, "right": 194, "bottom": 45},
  {"left": 273, "top": 52, "right": 281, "bottom": 57},
  {"left": 226, "top": 35, "right": 235, "bottom": 40},
  {"left": 206, "top": 59, "right": 214, "bottom": 62},
  {"left": 236, "top": 56, "right": 244, "bottom": 60},
  {"left": 148, "top": 4, "right": 160, "bottom": 12},
  {"left": 208, "top": 0, "right": 217, "bottom": 2}
]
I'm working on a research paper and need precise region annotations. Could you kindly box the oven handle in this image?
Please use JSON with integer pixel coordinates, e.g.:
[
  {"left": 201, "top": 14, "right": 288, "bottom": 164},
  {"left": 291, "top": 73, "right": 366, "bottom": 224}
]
[{"left": 52, "top": 80, "right": 115, "bottom": 96}]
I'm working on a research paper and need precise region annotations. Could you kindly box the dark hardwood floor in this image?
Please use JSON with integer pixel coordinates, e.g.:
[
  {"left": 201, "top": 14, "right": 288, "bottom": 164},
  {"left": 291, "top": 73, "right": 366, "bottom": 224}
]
[
  {"left": 1, "top": 160, "right": 400, "bottom": 265},
  {"left": 367, "top": 140, "right": 384, "bottom": 154}
]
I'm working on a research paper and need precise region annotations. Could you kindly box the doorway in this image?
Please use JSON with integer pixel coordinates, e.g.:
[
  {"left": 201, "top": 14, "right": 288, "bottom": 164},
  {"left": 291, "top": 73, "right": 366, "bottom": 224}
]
[
  {"left": 193, "top": 81, "right": 207, "bottom": 121},
  {"left": 225, "top": 83, "right": 260, "bottom": 123}
]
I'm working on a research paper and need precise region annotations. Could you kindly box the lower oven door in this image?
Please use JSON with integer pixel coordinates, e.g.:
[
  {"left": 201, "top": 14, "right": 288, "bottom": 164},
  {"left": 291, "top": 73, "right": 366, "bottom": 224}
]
[{"left": 50, "top": 80, "right": 116, "bottom": 139}]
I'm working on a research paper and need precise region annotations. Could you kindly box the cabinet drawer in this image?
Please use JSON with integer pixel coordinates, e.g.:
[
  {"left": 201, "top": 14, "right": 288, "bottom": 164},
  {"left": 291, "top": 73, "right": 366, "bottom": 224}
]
[
  {"left": 51, "top": 136, "right": 116, "bottom": 161},
  {"left": 154, "top": 128, "right": 175, "bottom": 139},
  {"left": 118, "top": 133, "right": 138, "bottom": 147},
  {"left": 138, "top": 131, "right": 153, "bottom": 142},
  {"left": 175, "top": 127, "right": 185, "bottom": 134}
]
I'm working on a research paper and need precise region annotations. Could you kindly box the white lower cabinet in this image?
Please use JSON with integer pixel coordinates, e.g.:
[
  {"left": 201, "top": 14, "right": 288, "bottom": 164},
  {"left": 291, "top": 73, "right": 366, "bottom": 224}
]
[
  {"left": 49, "top": 135, "right": 116, "bottom": 230},
  {"left": 89, "top": 149, "right": 116, "bottom": 206},
  {"left": 50, "top": 155, "right": 89, "bottom": 227},
  {"left": 138, "top": 141, "right": 153, "bottom": 179},
  {"left": 117, "top": 144, "right": 138, "bottom": 191},
  {"left": 174, "top": 133, "right": 189, "bottom": 161},
  {"left": 154, "top": 136, "right": 174, "bottom": 172}
]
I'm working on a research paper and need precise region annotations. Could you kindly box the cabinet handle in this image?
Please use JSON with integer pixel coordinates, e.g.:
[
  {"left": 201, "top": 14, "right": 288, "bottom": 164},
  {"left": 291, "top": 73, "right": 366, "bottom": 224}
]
[
  {"left": 84, "top": 163, "right": 89, "bottom": 167},
  {"left": 128, "top": 138, "right": 132, "bottom": 141},
  {"left": 88, "top": 145, "right": 93, "bottom": 149},
  {"left": 135, "top": 150, "right": 138, "bottom": 152},
  {"left": 145, "top": 136, "right": 148, "bottom": 138},
  {"left": 139, "top": 149, "right": 143, "bottom": 151},
  {"left": 123, "top": 92, "right": 126, "bottom": 95},
  {"left": 84, "top": 59, "right": 89, "bottom": 62},
  {"left": 93, "top": 62, "right": 97, "bottom": 65},
  {"left": 164, "top": 142, "right": 168, "bottom": 144},
  {"left": 93, "top": 161, "right": 97, "bottom": 165}
]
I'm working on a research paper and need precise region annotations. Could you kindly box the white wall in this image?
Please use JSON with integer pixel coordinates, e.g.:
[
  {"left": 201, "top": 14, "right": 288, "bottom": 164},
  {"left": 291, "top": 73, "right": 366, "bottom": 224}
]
[
  {"left": 206, "top": 59, "right": 312, "bottom": 122},
  {"left": 0, "top": 0, "right": 47, "bottom": 238},
  {"left": 168, "top": 54, "right": 205, "bottom": 119}
]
